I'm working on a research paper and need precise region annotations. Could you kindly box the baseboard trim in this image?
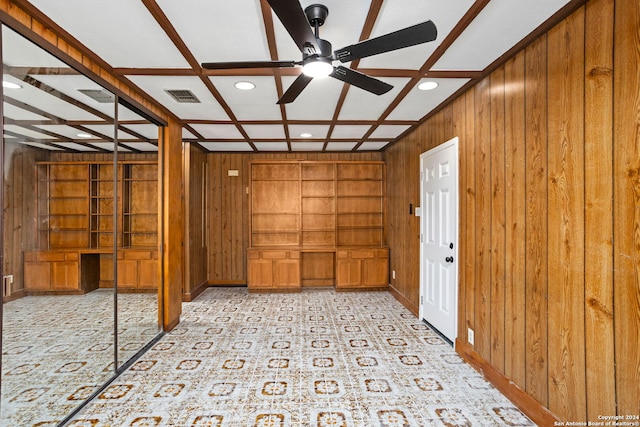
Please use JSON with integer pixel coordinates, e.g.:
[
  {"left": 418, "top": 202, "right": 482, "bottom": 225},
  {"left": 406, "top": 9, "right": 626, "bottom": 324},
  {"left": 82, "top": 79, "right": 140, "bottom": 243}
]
[
  {"left": 182, "top": 280, "right": 209, "bottom": 302},
  {"left": 455, "top": 339, "right": 560, "bottom": 426},
  {"left": 388, "top": 285, "right": 419, "bottom": 316}
]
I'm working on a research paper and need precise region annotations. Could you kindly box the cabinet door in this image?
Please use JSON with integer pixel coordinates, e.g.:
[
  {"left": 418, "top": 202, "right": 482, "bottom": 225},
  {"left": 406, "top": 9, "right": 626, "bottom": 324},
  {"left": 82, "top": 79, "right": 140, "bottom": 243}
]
[
  {"left": 362, "top": 257, "right": 388, "bottom": 287},
  {"left": 138, "top": 259, "right": 158, "bottom": 289},
  {"left": 248, "top": 258, "right": 275, "bottom": 288},
  {"left": 274, "top": 258, "right": 300, "bottom": 288},
  {"left": 117, "top": 259, "right": 138, "bottom": 288},
  {"left": 336, "top": 256, "right": 362, "bottom": 288},
  {"left": 24, "top": 261, "right": 51, "bottom": 290},
  {"left": 51, "top": 261, "right": 79, "bottom": 290}
]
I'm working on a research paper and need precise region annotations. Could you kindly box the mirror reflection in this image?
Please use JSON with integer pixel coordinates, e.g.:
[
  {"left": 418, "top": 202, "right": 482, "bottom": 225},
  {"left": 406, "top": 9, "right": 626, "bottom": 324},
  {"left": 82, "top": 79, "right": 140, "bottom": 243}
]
[{"left": 1, "top": 26, "right": 161, "bottom": 426}]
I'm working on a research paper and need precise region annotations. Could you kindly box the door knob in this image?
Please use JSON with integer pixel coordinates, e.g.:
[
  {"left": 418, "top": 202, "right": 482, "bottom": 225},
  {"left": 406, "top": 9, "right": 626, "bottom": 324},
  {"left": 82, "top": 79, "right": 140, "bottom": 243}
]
[{"left": 445, "top": 256, "right": 454, "bottom": 263}]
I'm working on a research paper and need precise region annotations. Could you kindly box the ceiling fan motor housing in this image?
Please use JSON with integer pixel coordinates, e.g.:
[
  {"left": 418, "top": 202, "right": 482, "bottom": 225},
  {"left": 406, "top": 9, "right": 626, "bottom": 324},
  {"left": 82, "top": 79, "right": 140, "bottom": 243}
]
[{"left": 303, "top": 37, "right": 332, "bottom": 60}]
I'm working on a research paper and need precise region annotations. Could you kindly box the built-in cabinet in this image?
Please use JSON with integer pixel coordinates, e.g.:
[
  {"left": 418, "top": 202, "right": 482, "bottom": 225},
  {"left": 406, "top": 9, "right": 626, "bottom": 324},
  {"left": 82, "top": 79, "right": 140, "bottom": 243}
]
[
  {"left": 247, "top": 160, "right": 388, "bottom": 292},
  {"left": 24, "top": 161, "right": 158, "bottom": 293}
]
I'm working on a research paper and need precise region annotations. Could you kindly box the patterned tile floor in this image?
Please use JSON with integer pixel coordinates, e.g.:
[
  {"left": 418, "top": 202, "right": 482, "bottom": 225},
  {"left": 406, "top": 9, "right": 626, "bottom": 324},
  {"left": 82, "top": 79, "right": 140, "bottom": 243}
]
[
  {"left": 63, "top": 287, "right": 535, "bottom": 427},
  {"left": 1, "top": 290, "right": 159, "bottom": 426}
]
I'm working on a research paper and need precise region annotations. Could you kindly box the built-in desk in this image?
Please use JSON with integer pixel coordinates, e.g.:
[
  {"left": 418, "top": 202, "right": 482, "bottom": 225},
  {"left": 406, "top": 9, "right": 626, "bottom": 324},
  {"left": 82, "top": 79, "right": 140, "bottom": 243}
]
[
  {"left": 247, "top": 247, "right": 389, "bottom": 293},
  {"left": 24, "top": 249, "right": 158, "bottom": 294}
]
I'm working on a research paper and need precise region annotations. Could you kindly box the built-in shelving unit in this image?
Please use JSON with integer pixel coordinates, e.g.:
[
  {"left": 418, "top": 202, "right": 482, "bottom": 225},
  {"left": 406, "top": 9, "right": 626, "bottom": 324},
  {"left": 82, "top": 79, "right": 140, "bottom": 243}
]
[
  {"left": 26, "top": 161, "right": 158, "bottom": 293},
  {"left": 248, "top": 160, "right": 388, "bottom": 292}
]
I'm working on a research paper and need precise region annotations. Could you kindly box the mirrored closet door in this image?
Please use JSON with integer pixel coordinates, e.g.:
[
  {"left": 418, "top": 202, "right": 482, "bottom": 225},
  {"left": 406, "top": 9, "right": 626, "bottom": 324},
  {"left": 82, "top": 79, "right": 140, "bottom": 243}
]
[{"left": 0, "top": 25, "right": 162, "bottom": 426}]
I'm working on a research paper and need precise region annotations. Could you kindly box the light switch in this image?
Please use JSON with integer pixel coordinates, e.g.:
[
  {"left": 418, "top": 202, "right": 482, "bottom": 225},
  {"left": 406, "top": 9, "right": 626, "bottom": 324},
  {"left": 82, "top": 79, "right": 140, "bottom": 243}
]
[
  {"left": 414, "top": 207, "right": 421, "bottom": 217},
  {"left": 227, "top": 169, "right": 239, "bottom": 177}
]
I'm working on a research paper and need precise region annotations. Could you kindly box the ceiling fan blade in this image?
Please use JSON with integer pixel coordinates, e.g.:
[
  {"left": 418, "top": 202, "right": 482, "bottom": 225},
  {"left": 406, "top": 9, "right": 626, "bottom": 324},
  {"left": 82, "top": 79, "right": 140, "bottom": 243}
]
[
  {"left": 330, "top": 66, "right": 392, "bottom": 95},
  {"left": 334, "top": 20, "right": 437, "bottom": 63},
  {"left": 201, "top": 60, "right": 297, "bottom": 70},
  {"left": 267, "top": 0, "right": 320, "bottom": 55},
  {"left": 277, "top": 73, "right": 313, "bottom": 104}
]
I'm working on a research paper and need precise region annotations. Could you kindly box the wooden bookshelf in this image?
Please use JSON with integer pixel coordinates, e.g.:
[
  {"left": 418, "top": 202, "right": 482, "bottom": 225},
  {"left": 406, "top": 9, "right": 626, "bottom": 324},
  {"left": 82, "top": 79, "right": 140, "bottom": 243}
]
[
  {"left": 248, "top": 160, "right": 388, "bottom": 292},
  {"left": 25, "top": 161, "right": 158, "bottom": 293}
]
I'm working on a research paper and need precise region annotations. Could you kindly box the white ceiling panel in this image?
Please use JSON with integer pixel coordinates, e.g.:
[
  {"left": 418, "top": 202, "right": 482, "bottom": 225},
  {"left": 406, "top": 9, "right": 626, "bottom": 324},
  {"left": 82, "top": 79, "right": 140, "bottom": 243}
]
[
  {"left": 338, "top": 77, "right": 409, "bottom": 120},
  {"left": 359, "top": 0, "right": 475, "bottom": 70},
  {"left": 330, "top": 125, "right": 372, "bottom": 139},
  {"left": 117, "top": 124, "right": 160, "bottom": 140},
  {"left": 2, "top": 102, "right": 50, "bottom": 121},
  {"left": 198, "top": 142, "right": 253, "bottom": 151},
  {"left": 243, "top": 124, "right": 286, "bottom": 139},
  {"left": 128, "top": 76, "right": 229, "bottom": 121},
  {"left": 292, "top": 142, "right": 325, "bottom": 151},
  {"left": 191, "top": 124, "right": 243, "bottom": 139},
  {"left": 76, "top": 124, "right": 140, "bottom": 140},
  {"left": 34, "top": 124, "right": 108, "bottom": 140},
  {"left": 27, "top": 0, "right": 189, "bottom": 68},
  {"left": 369, "top": 124, "right": 411, "bottom": 139},
  {"left": 2, "top": 27, "right": 68, "bottom": 68},
  {"left": 158, "top": 0, "right": 270, "bottom": 64},
  {"left": 121, "top": 142, "right": 158, "bottom": 152},
  {"left": 358, "top": 141, "right": 389, "bottom": 150},
  {"left": 433, "top": 0, "right": 570, "bottom": 71},
  {"left": 208, "top": 76, "right": 281, "bottom": 121},
  {"left": 282, "top": 75, "right": 344, "bottom": 120},
  {"left": 289, "top": 124, "right": 330, "bottom": 139},
  {"left": 254, "top": 142, "right": 289, "bottom": 151},
  {"left": 387, "top": 78, "right": 470, "bottom": 121},
  {"left": 4, "top": 125, "right": 56, "bottom": 140},
  {"left": 89, "top": 143, "right": 130, "bottom": 152}
]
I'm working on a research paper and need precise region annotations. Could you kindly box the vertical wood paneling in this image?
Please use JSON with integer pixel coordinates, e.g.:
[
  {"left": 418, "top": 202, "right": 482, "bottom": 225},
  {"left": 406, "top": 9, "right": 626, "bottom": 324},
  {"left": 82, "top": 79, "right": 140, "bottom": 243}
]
[
  {"left": 504, "top": 52, "right": 527, "bottom": 388},
  {"left": 383, "top": 0, "right": 634, "bottom": 423},
  {"left": 490, "top": 67, "right": 506, "bottom": 372},
  {"left": 524, "top": 36, "right": 549, "bottom": 406},
  {"left": 453, "top": 95, "right": 468, "bottom": 341},
  {"left": 613, "top": 0, "right": 640, "bottom": 415},
  {"left": 474, "top": 77, "right": 492, "bottom": 360},
  {"left": 547, "top": 9, "right": 587, "bottom": 419},
  {"left": 583, "top": 0, "right": 616, "bottom": 418},
  {"left": 464, "top": 89, "right": 477, "bottom": 340}
]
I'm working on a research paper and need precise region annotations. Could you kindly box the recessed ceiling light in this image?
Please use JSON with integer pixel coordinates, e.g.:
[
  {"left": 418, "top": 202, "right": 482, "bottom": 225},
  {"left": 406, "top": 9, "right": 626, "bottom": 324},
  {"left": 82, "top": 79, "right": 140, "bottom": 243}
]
[
  {"left": 234, "top": 81, "right": 256, "bottom": 90},
  {"left": 418, "top": 81, "right": 438, "bottom": 91},
  {"left": 2, "top": 81, "right": 22, "bottom": 89},
  {"left": 77, "top": 133, "right": 92, "bottom": 138},
  {"left": 300, "top": 133, "right": 313, "bottom": 138}
]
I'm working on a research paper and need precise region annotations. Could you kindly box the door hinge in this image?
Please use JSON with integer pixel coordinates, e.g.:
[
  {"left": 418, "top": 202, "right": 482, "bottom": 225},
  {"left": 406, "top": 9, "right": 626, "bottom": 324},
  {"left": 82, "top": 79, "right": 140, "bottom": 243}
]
[
  {"left": 421, "top": 296, "right": 423, "bottom": 304},
  {"left": 420, "top": 234, "right": 423, "bottom": 243}
]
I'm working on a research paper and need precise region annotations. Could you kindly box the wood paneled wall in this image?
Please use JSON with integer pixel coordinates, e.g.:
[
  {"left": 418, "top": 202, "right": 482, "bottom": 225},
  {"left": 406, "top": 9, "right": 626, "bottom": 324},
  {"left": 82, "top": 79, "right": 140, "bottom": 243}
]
[
  {"left": 2, "top": 143, "right": 48, "bottom": 300},
  {"left": 201, "top": 152, "right": 383, "bottom": 289},
  {"left": 383, "top": 0, "right": 639, "bottom": 423}
]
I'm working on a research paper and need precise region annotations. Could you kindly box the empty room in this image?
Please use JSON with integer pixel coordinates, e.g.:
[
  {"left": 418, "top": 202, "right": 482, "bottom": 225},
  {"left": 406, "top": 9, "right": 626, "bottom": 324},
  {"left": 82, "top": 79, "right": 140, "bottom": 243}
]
[{"left": 0, "top": 0, "right": 637, "bottom": 426}]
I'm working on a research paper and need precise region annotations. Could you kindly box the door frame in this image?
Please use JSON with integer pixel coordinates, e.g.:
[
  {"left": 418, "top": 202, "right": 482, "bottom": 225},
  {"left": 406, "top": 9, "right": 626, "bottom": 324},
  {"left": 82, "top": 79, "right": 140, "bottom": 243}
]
[{"left": 419, "top": 136, "right": 459, "bottom": 344}]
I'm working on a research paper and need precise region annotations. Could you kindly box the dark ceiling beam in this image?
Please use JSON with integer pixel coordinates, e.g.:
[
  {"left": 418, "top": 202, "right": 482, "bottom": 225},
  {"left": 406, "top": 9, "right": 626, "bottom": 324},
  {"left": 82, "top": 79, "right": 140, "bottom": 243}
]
[
  {"left": 140, "top": 0, "right": 258, "bottom": 151},
  {"left": 259, "top": 0, "right": 292, "bottom": 151}
]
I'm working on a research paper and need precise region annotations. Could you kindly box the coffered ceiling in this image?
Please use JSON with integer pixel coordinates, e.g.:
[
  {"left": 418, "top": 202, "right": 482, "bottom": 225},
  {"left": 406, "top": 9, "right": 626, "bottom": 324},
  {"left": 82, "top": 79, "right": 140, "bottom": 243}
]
[{"left": 3, "top": 0, "right": 578, "bottom": 153}]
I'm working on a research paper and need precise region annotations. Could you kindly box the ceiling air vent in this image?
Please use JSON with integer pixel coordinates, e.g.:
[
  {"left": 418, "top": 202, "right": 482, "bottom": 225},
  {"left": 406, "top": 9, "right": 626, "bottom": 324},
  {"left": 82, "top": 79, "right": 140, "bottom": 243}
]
[
  {"left": 164, "top": 89, "right": 200, "bottom": 103},
  {"left": 78, "top": 89, "right": 115, "bottom": 103}
]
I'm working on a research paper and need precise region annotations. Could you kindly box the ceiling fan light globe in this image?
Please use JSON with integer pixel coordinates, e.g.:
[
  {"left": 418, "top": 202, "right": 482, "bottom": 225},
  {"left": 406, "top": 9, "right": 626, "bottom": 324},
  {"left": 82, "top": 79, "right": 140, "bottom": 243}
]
[{"left": 302, "top": 60, "right": 333, "bottom": 78}]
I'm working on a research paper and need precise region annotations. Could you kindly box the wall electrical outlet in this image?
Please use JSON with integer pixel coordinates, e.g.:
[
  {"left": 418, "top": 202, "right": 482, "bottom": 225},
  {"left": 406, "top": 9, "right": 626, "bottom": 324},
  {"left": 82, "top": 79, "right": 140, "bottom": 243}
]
[{"left": 467, "top": 328, "right": 475, "bottom": 345}]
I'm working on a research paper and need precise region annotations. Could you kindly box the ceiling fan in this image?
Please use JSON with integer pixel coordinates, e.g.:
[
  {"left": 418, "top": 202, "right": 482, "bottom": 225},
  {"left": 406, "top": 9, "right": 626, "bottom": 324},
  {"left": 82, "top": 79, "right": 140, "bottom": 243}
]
[{"left": 201, "top": 0, "right": 437, "bottom": 104}]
